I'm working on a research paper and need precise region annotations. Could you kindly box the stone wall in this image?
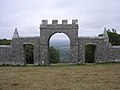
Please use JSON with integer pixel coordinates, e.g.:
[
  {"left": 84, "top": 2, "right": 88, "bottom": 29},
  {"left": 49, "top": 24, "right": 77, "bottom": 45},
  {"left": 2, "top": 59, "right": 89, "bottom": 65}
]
[
  {"left": 0, "top": 45, "right": 12, "bottom": 65},
  {"left": 78, "top": 36, "right": 120, "bottom": 63},
  {"left": 0, "top": 36, "right": 40, "bottom": 65},
  {"left": 78, "top": 36, "right": 109, "bottom": 63},
  {"left": 11, "top": 37, "right": 40, "bottom": 65},
  {"left": 0, "top": 19, "right": 120, "bottom": 66},
  {"left": 108, "top": 45, "right": 120, "bottom": 62}
]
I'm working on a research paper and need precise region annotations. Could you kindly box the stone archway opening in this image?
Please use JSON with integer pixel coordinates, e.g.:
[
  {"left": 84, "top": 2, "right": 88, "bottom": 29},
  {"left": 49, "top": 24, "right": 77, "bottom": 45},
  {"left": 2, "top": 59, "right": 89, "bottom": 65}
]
[
  {"left": 85, "top": 44, "right": 96, "bottom": 63},
  {"left": 23, "top": 44, "right": 34, "bottom": 65},
  {"left": 49, "top": 33, "right": 70, "bottom": 64}
]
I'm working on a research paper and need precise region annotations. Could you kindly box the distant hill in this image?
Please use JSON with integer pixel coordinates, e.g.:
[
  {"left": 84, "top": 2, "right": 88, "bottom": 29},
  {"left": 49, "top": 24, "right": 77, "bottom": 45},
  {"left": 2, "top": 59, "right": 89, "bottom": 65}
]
[{"left": 50, "top": 39, "right": 70, "bottom": 48}]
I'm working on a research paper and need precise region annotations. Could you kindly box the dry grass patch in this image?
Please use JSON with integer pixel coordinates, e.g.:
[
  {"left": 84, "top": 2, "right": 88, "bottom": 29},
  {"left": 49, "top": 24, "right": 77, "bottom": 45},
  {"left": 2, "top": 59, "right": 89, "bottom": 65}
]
[{"left": 0, "top": 63, "right": 120, "bottom": 90}]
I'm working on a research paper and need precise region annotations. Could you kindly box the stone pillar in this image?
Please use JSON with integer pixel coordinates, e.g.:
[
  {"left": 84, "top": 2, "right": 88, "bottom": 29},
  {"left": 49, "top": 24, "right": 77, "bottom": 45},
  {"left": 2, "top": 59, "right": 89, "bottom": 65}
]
[
  {"left": 52, "top": 20, "right": 58, "bottom": 24},
  {"left": 40, "top": 44, "right": 49, "bottom": 65},
  {"left": 78, "top": 44, "right": 85, "bottom": 64},
  {"left": 62, "top": 20, "right": 68, "bottom": 24},
  {"left": 70, "top": 43, "right": 79, "bottom": 63}
]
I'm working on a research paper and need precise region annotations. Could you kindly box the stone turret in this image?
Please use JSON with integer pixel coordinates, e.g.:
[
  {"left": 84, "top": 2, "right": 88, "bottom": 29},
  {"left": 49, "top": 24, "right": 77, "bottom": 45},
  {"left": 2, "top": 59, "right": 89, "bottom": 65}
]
[
  {"left": 12, "top": 28, "right": 19, "bottom": 38},
  {"left": 103, "top": 27, "right": 109, "bottom": 42}
]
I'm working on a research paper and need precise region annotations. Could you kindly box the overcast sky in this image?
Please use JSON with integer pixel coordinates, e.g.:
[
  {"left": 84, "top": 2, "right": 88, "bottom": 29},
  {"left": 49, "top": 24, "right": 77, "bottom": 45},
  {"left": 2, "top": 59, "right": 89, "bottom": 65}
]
[{"left": 0, "top": 0, "right": 120, "bottom": 39}]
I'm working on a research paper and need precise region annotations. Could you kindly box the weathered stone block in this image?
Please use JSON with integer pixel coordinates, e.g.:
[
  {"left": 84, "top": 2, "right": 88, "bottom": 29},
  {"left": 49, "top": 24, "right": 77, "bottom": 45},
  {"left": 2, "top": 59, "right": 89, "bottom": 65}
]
[
  {"left": 62, "top": 20, "right": 68, "bottom": 24},
  {"left": 42, "top": 20, "right": 48, "bottom": 25},
  {"left": 52, "top": 20, "right": 58, "bottom": 24},
  {"left": 72, "top": 19, "right": 78, "bottom": 24}
]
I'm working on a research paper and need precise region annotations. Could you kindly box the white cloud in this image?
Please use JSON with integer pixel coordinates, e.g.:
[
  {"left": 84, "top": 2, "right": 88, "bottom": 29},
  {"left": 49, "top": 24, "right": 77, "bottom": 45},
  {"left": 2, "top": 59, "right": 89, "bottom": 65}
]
[{"left": 0, "top": 0, "right": 120, "bottom": 39}]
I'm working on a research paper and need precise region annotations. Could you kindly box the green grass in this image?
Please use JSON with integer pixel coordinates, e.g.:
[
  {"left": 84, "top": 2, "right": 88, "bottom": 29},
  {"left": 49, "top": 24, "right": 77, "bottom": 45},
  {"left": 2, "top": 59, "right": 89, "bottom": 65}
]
[{"left": 0, "top": 63, "right": 120, "bottom": 90}]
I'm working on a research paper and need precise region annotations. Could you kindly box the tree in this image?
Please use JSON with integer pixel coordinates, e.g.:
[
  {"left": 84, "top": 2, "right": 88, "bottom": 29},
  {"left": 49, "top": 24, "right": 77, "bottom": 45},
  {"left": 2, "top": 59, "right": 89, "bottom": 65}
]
[
  {"left": 49, "top": 46, "right": 60, "bottom": 63},
  {"left": 98, "top": 29, "right": 120, "bottom": 46},
  {"left": 107, "top": 30, "right": 120, "bottom": 45}
]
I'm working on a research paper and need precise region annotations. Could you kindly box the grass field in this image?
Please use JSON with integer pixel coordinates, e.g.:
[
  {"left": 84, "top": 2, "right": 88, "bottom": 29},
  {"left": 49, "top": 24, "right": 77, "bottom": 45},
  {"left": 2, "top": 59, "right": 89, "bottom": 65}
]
[{"left": 0, "top": 63, "right": 120, "bottom": 90}]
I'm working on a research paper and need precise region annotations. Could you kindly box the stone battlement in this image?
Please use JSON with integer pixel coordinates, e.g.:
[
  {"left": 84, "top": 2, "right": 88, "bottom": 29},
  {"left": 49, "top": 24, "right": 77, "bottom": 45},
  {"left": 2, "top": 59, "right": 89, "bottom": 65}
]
[{"left": 41, "top": 19, "right": 78, "bottom": 25}]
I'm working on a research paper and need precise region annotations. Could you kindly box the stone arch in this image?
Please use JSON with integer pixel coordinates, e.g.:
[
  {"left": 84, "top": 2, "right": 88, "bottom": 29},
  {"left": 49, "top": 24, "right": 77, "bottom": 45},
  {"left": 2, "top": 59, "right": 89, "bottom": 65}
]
[
  {"left": 40, "top": 20, "right": 79, "bottom": 65},
  {"left": 48, "top": 32, "right": 71, "bottom": 43}
]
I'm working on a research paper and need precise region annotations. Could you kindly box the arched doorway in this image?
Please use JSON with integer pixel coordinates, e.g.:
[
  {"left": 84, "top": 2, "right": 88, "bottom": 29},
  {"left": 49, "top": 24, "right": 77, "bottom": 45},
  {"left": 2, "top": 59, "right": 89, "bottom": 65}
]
[{"left": 49, "top": 33, "right": 70, "bottom": 64}]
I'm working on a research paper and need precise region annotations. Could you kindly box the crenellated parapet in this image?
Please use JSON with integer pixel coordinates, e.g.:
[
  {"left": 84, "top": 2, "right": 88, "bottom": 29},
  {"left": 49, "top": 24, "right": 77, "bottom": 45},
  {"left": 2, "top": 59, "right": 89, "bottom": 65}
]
[
  {"left": 41, "top": 19, "right": 78, "bottom": 25},
  {"left": 40, "top": 19, "right": 78, "bottom": 29}
]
